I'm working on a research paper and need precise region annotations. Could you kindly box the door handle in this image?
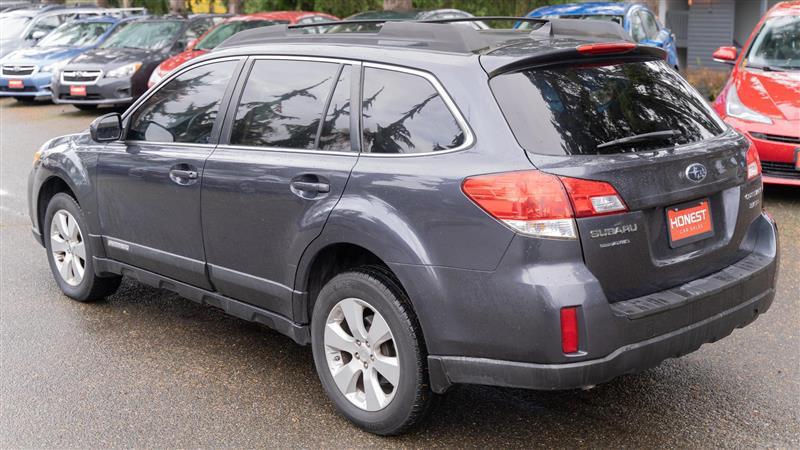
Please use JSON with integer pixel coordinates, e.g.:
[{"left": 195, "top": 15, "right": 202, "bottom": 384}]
[
  {"left": 169, "top": 169, "right": 198, "bottom": 180},
  {"left": 290, "top": 181, "right": 330, "bottom": 193}
]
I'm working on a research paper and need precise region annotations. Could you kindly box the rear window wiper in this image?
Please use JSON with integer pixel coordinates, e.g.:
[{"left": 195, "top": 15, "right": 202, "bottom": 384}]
[{"left": 596, "top": 130, "right": 681, "bottom": 150}]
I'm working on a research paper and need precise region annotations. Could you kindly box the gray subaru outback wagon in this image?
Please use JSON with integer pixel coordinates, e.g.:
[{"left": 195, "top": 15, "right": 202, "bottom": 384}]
[{"left": 28, "top": 18, "right": 779, "bottom": 435}]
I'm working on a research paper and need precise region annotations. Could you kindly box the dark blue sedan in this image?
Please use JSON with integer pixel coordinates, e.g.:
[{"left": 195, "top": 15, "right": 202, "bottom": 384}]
[{"left": 522, "top": 2, "right": 680, "bottom": 71}]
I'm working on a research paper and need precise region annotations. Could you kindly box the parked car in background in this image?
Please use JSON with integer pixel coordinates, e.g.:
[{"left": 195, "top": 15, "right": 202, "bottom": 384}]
[
  {"left": 0, "top": 15, "right": 143, "bottom": 102},
  {"left": 522, "top": 2, "right": 680, "bottom": 70},
  {"left": 330, "top": 9, "right": 488, "bottom": 32},
  {"left": 51, "top": 15, "right": 219, "bottom": 110},
  {"left": 712, "top": 1, "right": 800, "bottom": 186},
  {"left": 148, "top": 10, "right": 338, "bottom": 87},
  {"left": 28, "top": 17, "right": 777, "bottom": 435},
  {"left": 0, "top": 5, "right": 145, "bottom": 59}
]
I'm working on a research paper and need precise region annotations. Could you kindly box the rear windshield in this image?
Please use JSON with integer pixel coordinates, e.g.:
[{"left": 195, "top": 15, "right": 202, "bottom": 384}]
[{"left": 490, "top": 60, "right": 725, "bottom": 156}]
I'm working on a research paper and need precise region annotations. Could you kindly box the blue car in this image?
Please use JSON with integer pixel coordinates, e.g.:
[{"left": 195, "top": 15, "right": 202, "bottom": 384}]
[
  {"left": 522, "top": 2, "right": 680, "bottom": 70},
  {"left": 0, "top": 15, "right": 139, "bottom": 102}
]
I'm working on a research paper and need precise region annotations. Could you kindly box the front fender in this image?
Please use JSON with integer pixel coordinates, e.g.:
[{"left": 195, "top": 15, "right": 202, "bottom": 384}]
[{"left": 29, "top": 133, "right": 101, "bottom": 242}]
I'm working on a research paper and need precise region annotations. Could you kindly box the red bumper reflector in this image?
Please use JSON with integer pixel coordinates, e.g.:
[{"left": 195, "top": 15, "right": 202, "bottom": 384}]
[
  {"left": 560, "top": 307, "right": 579, "bottom": 353},
  {"left": 576, "top": 42, "right": 636, "bottom": 55}
]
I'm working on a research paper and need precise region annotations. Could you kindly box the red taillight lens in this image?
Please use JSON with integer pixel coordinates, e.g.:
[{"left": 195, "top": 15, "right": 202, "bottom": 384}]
[
  {"left": 462, "top": 170, "right": 576, "bottom": 239},
  {"left": 746, "top": 142, "right": 761, "bottom": 180},
  {"left": 462, "top": 170, "right": 627, "bottom": 238},
  {"left": 560, "top": 307, "right": 579, "bottom": 354},
  {"left": 559, "top": 177, "right": 628, "bottom": 218},
  {"left": 576, "top": 42, "right": 636, "bottom": 55}
]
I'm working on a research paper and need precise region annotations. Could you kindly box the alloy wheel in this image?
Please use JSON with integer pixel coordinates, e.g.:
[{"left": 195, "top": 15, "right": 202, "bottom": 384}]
[
  {"left": 50, "top": 209, "right": 86, "bottom": 286},
  {"left": 324, "top": 297, "right": 400, "bottom": 411}
]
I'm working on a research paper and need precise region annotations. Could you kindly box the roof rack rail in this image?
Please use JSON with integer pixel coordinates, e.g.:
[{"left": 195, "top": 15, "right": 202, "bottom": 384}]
[{"left": 217, "top": 16, "right": 631, "bottom": 53}]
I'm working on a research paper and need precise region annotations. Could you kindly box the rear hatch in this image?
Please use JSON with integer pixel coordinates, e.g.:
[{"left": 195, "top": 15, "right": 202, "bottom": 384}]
[{"left": 489, "top": 56, "right": 764, "bottom": 302}]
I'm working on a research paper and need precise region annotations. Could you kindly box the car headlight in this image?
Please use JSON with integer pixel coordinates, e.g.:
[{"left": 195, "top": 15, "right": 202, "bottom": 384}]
[
  {"left": 41, "top": 59, "right": 69, "bottom": 74},
  {"left": 106, "top": 62, "right": 142, "bottom": 78},
  {"left": 147, "top": 66, "right": 167, "bottom": 88},
  {"left": 726, "top": 86, "right": 773, "bottom": 124}
]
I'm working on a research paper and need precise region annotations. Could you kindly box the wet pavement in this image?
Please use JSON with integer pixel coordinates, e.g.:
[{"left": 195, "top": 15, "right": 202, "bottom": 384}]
[{"left": 1, "top": 98, "right": 798, "bottom": 447}]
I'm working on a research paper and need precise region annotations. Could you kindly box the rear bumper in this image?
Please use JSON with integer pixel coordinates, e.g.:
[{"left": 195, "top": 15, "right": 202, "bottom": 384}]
[
  {"left": 429, "top": 286, "right": 773, "bottom": 392},
  {"left": 419, "top": 211, "right": 779, "bottom": 392}
]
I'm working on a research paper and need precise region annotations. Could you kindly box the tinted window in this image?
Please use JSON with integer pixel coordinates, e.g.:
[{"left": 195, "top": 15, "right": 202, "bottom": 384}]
[
  {"left": 230, "top": 60, "right": 339, "bottom": 149},
  {"left": 318, "top": 65, "right": 351, "bottom": 152},
  {"left": 490, "top": 60, "right": 725, "bottom": 156},
  {"left": 126, "top": 60, "right": 237, "bottom": 143},
  {"left": 361, "top": 68, "right": 465, "bottom": 154}
]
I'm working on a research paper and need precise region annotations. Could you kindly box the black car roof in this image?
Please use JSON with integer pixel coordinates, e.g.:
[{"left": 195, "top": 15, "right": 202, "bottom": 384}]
[
  {"left": 208, "top": 18, "right": 666, "bottom": 78},
  {"left": 217, "top": 17, "right": 629, "bottom": 54}
]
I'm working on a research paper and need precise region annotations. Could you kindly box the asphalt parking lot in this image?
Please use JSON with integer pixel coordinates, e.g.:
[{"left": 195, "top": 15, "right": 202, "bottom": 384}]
[{"left": 1, "top": 98, "right": 798, "bottom": 447}]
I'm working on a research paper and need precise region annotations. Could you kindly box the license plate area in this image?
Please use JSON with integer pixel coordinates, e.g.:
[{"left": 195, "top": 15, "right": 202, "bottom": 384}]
[
  {"left": 666, "top": 198, "right": 714, "bottom": 248},
  {"left": 8, "top": 79, "right": 23, "bottom": 89},
  {"left": 69, "top": 85, "right": 87, "bottom": 96}
]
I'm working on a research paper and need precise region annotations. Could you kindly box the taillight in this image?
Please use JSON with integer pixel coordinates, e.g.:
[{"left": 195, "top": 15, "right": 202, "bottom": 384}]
[
  {"left": 746, "top": 142, "right": 761, "bottom": 180},
  {"left": 560, "top": 307, "right": 579, "bottom": 354},
  {"left": 560, "top": 177, "right": 627, "bottom": 218},
  {"left": 461, "top": 170, "right": 627, "bottom": 239},
  {"left": 576, "top": 42, "right": 636, "bottom": 55}
]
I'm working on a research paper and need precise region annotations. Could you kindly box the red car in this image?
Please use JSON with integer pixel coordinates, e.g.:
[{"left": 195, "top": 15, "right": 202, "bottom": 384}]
[
  {"left": 147, "top": 11, "right": 338, "bottom": 87},
  {"left": 712, "top": 1, "right": 800, "bottom": 186}
]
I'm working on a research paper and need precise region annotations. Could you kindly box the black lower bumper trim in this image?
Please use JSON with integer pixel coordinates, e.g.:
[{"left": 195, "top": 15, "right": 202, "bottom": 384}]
[{"left": 428, "top": 288, "right": 773, "bottom": 393}]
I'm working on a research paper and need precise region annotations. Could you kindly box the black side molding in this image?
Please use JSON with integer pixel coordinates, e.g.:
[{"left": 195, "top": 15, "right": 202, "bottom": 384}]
[{"left": 93, "top": 257, "right": 310, "bottom": 345}]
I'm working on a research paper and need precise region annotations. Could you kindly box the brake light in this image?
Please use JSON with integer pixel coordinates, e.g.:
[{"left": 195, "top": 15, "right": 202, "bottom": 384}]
[
  {"left": 560, "top": 307, "right": 579, "bottom": 354},
  {"left": 461, "top": 170, "right": 576, "bottom": 239},
  {"left": 461, "top": 170, "right": 627, "bottom": 239},
  {"left": 559, "top": 177, "right": 627, "bottom": 218},
  {"left": 576, "top": 42, "right": 636, "bottom": 55},
  {"left": 746, "top": 143, "right": 761, "bottom": 180}
]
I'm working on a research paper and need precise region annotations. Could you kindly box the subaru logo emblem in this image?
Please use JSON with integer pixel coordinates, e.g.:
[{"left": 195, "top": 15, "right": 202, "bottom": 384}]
[{"left": 685, "top": 163, "right": 707, "bottom": 183}]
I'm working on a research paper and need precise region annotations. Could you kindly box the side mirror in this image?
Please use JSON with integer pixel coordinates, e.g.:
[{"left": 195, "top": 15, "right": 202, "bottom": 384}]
[
  {"left": 185, "top": 38, "right": 198, "bottom": 50},
  {"left": 90, "top": 113, "right": 123, "bottom": 142},
  {"left": 30, "top": 30, "right": 47, "bottom": 41},
  {"left": 713, "top": 46, "right": 738, "bottom": 65}
]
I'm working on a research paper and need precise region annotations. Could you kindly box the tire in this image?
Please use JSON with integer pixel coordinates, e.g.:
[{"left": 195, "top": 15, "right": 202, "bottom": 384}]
[
  {"left": 13, "top": 96, "right": 36, "bottom": 103},
  {"left": 44, "top": 193, "right": 121, "bottom": 302},
  {"left": 311, "top": 267, "right": 433, "bottom": 435},
  {"left": 73, "top": 104, "right": 97, "bottom": 111}
]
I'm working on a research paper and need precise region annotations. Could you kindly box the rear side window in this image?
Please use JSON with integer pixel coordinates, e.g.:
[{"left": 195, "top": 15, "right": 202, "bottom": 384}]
[
  {"left": 230, "top": 59, "right": 341, "bottom": 150},
  {"left": 361, "top": 67, "right": 465, "bottom": 154},
  {"left": 318, "top": 65, "right": 351, "bottom": 152},
  {"left": 490, "top": 60, "right": 725, "bottom": 156}
]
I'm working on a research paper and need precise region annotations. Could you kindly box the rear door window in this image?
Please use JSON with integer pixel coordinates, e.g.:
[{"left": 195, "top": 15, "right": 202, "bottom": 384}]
[
  {"left": 490, "top": 60, "right": 725, "bottom": 156},
  {"left": 361, "top": 67, "right": 465, "bottom": 154},
  {"left": 318, "top": 65, "right": 352, "bottom": 152},
  {"left": 229, "top": 59, "right": 341, "bottom": 150}
]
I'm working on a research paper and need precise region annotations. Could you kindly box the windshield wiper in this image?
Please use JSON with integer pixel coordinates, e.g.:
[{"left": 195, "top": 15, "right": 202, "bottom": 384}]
[
  {"left": 596, "top": 130, "right": 681, "bottom": 150},
  {"left": 748, "top": 64, "right": 786, "bottom": 72}
]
